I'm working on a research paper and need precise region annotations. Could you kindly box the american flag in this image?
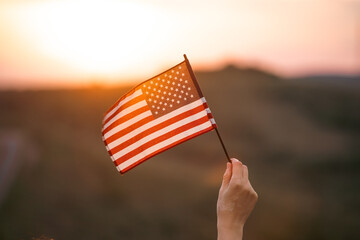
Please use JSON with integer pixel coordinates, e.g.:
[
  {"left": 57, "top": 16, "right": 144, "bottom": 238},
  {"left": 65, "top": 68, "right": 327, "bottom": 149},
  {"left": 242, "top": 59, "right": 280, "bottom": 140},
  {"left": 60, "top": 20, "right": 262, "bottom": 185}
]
[{"left": 102, "top": 58, "right": 217, "bottom": 174}]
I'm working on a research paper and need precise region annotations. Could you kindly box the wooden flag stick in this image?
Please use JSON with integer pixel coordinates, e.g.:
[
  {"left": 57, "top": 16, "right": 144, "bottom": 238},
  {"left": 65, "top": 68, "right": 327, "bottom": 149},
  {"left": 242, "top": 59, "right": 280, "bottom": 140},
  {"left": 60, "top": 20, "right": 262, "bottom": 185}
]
[
  {"left": 183, "top": 54, "right": 231, "bottom": 163},
  {"left": 215, "top": 128, "right": 231, "bottom": 162}
]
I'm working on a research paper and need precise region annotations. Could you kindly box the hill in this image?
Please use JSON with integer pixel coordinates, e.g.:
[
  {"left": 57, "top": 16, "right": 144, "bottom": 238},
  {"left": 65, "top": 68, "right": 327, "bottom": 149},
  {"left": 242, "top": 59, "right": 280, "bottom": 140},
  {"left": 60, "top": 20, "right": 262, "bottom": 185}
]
[{"left": 0, "top": 67, "right": 359, "bottom": 240}]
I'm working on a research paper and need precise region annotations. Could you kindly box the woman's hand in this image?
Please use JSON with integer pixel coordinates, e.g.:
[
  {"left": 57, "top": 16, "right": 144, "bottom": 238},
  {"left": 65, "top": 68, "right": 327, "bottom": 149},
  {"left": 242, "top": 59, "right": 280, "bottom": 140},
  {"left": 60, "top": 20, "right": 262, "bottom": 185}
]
[{"left": 217, "top": 158, "right": 258, "bottom": 240}]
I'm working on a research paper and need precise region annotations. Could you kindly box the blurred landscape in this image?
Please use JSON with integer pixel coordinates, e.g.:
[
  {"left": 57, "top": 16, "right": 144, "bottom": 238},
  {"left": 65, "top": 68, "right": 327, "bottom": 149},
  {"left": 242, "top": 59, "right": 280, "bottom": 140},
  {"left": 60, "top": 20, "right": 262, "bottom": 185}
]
[{"left": 0, "top": 66, "right": 359, "bottom": 240}]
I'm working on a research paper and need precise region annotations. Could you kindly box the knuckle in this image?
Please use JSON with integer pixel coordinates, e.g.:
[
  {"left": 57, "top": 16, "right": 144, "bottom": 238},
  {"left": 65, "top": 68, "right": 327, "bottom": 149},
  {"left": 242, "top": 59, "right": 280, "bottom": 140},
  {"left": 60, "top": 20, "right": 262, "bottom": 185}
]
[{"left": 252, "top": 191, "right": 259, "bottom": 201}]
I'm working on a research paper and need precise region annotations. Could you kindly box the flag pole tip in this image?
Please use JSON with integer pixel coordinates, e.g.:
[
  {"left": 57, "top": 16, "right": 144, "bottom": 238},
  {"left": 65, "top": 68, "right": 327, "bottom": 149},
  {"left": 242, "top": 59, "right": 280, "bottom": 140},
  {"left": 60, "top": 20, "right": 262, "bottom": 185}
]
[{"left": 183, "top": 54, "right": 188, "bottom": 60}]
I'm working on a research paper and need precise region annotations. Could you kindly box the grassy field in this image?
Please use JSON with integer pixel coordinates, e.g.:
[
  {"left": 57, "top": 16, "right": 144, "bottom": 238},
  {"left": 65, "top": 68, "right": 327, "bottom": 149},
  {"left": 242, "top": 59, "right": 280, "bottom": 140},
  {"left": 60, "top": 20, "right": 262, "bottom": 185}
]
[{"left": 0, "top": 67, "right": 359, "bottom": 240}]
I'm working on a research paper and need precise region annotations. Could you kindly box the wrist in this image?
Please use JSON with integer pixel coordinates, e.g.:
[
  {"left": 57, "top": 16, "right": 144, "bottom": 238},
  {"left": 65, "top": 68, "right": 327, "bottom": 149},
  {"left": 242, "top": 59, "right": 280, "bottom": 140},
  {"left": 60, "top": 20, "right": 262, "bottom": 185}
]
[{"left": 217, "top": 222, "right": 244, "bottom": 240}]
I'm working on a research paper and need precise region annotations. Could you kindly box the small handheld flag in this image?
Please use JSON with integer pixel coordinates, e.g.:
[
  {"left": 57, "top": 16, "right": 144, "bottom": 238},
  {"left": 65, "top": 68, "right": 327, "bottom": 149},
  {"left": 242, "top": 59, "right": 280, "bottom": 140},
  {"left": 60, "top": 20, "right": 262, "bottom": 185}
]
[{"left": 102, "top": 55, "right": 228, "bottom": 174}]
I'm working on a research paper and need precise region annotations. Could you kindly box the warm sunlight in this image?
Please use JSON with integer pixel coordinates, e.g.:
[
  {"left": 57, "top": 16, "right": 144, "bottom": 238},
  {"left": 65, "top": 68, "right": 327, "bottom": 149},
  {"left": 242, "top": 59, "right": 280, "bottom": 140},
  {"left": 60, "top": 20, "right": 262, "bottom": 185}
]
[
  {"left": 6, "top": 0, "right": 177, "bottom": 78},
  {"left": 0, "top": 0, "right": 358, "bottom": 88}
]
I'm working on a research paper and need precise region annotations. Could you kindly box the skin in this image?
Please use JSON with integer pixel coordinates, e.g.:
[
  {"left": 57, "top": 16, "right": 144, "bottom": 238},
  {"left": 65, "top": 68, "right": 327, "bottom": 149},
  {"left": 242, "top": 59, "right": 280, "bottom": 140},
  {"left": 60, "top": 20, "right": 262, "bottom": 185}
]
[{"left": 217, "top": 158, "right": 258, "bottom": 240}]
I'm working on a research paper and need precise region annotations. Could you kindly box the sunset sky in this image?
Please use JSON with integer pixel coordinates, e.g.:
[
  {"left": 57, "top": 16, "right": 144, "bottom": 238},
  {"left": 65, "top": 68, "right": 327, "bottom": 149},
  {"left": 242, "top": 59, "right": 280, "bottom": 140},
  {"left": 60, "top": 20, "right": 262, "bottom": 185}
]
[{"left": 0, "top": 0, "right": 359, "bottom": 89}]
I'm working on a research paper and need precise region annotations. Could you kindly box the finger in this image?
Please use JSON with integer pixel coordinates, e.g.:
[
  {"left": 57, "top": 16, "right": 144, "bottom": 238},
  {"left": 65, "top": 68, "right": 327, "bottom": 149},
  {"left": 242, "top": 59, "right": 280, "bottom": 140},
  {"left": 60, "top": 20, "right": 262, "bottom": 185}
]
[
  {"left": 221, "top": 162, "right": 232, "bottom": 188},
  {"left": 231, "top": 158, "right": 243, "bottom": 180},
  {"left": 242, "top": 164, "right": 249, "bottom": 180},
  {"left": 232, "top": 157, "right": 242, "bottom": 165}
]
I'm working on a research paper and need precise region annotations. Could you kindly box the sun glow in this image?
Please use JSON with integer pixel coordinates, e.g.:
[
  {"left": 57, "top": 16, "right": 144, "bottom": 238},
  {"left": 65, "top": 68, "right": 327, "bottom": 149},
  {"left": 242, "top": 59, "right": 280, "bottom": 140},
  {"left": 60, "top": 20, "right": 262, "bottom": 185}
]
[
  {"left": 8, "top": 0, "right": 176, "bottom": 78},
  {"left": 0, "top": 0, "right": 358, "bottom": 89}
]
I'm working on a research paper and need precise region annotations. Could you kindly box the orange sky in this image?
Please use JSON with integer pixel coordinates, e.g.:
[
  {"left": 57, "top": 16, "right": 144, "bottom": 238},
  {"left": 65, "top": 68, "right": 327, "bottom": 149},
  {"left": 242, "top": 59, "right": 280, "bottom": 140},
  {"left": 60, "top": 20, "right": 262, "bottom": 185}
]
[{"left": 0, "top": 0, "right": 359, "bottom": 89}]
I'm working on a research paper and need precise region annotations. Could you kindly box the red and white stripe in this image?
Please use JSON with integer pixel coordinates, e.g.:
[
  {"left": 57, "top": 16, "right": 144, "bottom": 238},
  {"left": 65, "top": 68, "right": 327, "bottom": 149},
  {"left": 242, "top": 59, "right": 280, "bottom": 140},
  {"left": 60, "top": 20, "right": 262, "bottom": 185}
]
[{"left": 102, "top": 88, "right": 216, "bottom": 174}]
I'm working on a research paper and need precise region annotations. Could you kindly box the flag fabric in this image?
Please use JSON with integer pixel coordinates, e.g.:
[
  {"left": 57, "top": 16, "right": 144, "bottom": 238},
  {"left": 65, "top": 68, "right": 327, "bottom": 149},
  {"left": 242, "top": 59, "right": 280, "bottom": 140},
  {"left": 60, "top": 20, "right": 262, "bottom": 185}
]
[{"left": 102, "top": 58, "right": 217, "bottom": 174}]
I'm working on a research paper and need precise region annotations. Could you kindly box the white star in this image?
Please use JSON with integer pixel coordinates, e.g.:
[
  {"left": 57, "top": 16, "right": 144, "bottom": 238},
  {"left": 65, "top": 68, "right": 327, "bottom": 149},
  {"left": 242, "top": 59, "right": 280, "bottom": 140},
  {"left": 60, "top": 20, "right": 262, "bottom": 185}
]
[
  {"left": 177, "top": 100, "right": 180, "bottom": 103},
  {"left": 171, "top": 99, "right": 175, "bottom": 102},
  {"left": 160, "top": 84, "right": 163, "bottom": 87},
  {"left": 161, "top": 96, "right": 164, "bottom": 100},
  {"left": 167, "top": 81, "right": 170, "bottom": 84},
  {"left": 156, "top": 95, "right": 159, "bottom": 98},
  {"left": 154, "top": 100, "right": 157, "bottom": 103},
  {"left": 176, "top": 71, "right": 179, "bottom": 74},
  {"left": 151, "top": 93, "right": 154, "bottom": 96},
  {"left": 180, "top": 78, "right": 182, "bottom": 81},
  {"left": 185, "top": 92, "right": 188, "bottom": 95},
  {"left": 162, "top": 79, "right": 165, "bottom": 82},
  {"left": 169, "top": 75, "right": 172, "bottom": 79},
  {"left": 143, "top": 84, "right": 146, "bottom": 87},
  {"left": 185, "top": 80, "right": 188, "bottom": 83},
  {"left": 181, "top": 90, "right": 184, "bottom": 93},
  {"left": 146, "top": 91, "right": 149, "bottom": 94},
  {"left": 153, "top": 88, "right": 156, "bottom": 91},
  {"left": 190, "top": 94, "right": 193, "bottom": 98},
  {"left": 149, "top": 98, "right": 152, "bottom": 102},
  {"left": 157, "top": 77, "right": 160, "bottom": 80},
  {"left": 174, "top": 94, "right": 177, "bottom": 97},
  {"left": 165, "top": 74, "right": 167, "bottom": 77},
  {"left": 166, "top": 98, "right": 169, "bottom": 101},
  {"left": 175, "top": 89, "right": 178, "bottom": 92},
  {"left": 179, "top": 95, "right": 182, "bottom": 98},
  {"left": 155, "top": 111, "right": 158, "bottom": 114},
  {"left": 155, "top": 83, "right": 158, "bottom": 86},
  {"left": 171, "top": 87, "right": 174, "bottom": 90},
  {"left": 182, "top": 73, "right": 185, "bottom": 76},
  {"left": 179, "top": 66, "right": 182, "bottom": 69},
  {"left": 178, "top": 83, "right": 181, "bottom": 87},
  {"left": 172, "top": 82, "right": 175, "bottom": 85},
  {"left": 152, "top": 105, "right": 155, "bottom": 108},
  {"left": 184, "top": 97, "right": 187, "bottom": 100},
  {"left": 171, "top": 70, "right": 174, "bottom": 73},
  {"left": 158, "top": 90, "right": 161, "bottom": 93},
  {"left": 164, "top": 103, "right": 167, "bottom": 106},
  {"left": 162, "top": 108, "right": 165, "bottom": 111},
  {"left": 165, "top": 86, "right": 168, "bottom": 89},
  {"left": 163, "top": 91, "right": 167, "bottom": 94},
  {"left": 160, "top": 102, "right": 162, "bottom": 105},
  {"left": 188, "top": 87, "right": 191, "bottom": 90},
  {"left": 182, "top": 85, "right": 186, "bottom": 88},
  {"left": 170, "top": 104, "right": 173, "bottom": 107},
  {"left": 157, "top": 106, "right": 160, "bottom": 109},
  {"left": 148, "top": 86, "right": 151, "bottom": 89},
  {"left": 175, "top": 77, "right": 177, "bottom": 80},
  {"left": 168, "top": 92, "right": 171, "bottom": 95}
]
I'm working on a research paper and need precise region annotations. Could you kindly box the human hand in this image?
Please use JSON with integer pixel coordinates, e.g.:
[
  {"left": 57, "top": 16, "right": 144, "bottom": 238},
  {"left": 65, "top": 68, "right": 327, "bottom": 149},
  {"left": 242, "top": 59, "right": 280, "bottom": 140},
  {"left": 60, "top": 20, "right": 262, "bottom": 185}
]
[{"left": 217, "top": 158, "right": 258, "bottom": 240}]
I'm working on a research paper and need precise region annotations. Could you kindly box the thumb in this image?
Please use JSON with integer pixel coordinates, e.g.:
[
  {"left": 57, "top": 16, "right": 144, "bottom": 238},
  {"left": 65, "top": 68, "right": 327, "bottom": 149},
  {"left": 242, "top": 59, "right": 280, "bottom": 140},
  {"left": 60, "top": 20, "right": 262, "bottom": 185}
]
[{"left": 221, "top": 162, "right": 232, "bottom": 188}]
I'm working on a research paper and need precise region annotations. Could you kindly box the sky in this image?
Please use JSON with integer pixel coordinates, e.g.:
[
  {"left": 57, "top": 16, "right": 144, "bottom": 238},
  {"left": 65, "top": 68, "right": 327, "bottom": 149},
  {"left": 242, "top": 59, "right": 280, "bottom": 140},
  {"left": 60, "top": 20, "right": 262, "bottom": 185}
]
[{"left": 0, "top": 0, "right": 359, "bottom": 89}]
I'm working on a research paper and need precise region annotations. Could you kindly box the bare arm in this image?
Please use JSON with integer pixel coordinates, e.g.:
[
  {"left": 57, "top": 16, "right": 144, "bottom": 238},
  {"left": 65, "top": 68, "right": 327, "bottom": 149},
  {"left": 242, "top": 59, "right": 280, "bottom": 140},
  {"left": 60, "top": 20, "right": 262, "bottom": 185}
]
[{"left": 217, "top": 158, "right": 258, "bottom": 240}]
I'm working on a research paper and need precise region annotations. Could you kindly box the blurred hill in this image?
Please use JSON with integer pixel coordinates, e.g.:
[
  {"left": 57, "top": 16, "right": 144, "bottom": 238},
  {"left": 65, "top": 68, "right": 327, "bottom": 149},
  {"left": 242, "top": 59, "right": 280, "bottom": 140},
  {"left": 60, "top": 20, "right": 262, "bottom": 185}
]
[{"left": 0, "top": 66, "right": 359, "bottom": 240}]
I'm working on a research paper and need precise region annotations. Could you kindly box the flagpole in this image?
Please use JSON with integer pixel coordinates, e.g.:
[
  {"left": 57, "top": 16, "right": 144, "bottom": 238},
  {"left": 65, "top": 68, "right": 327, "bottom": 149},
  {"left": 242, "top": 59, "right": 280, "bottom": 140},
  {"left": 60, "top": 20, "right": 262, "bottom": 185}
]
[
  {"left": 183, "top": 54, "right": 231, "bottom": 163},
  {"left": 215, "top": 128, "right": 231, "bottom": 162}
]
